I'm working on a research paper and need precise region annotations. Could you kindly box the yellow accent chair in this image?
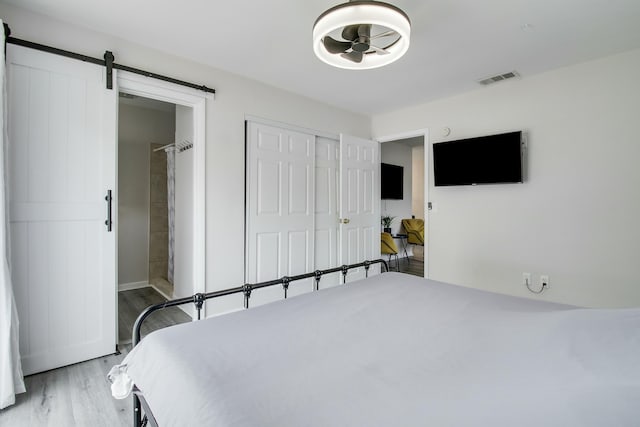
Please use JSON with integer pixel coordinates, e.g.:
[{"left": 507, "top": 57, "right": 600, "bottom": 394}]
[
  {"left": 401, "top": 218, "right": 425, "bottom": 247},
  {"left": 380, "top": 232, "right": 399, "bottom": 271}
]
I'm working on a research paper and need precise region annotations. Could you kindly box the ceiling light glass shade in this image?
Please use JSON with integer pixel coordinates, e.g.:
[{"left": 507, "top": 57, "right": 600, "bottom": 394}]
[{"left": 313, "top": 1, "right": 411, "bottom": 70}]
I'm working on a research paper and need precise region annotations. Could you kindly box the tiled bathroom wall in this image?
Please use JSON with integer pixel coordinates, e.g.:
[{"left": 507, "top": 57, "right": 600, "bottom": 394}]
[{"left": 149, "top": 144, "right": 169, "bottom": 287}]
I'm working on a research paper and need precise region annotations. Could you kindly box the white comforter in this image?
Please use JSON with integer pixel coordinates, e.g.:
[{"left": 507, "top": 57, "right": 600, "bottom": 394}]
[{"left": 109, "top": 273, "right": 640, "bottom": 426}]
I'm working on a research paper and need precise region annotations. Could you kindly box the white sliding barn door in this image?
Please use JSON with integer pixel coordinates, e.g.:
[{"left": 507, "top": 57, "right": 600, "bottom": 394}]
[
  {"left": 246, "top": 122, "right": 315, "bottom": 305},
  {"left": 339, "top": 134, "right": 380, "bottom": 281},
  {"left": 7, "top": 45, "right": 116, "bottom": 375}
]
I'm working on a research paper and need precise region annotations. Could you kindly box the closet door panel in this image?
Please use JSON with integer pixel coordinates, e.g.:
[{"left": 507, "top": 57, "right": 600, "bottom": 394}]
[
  {"left": 256, "top": 232, "right": 280, "bottom": 282},
  {"left": 246, "top": 122, "right": 315, "bottom": 305},
  {"left": 257, "top": 159, "right": 281, "bottom": 215},
  {"left": 314, "top": 137, "right": 340, "bottom": 287},
  {"left": 339, "top": 134, "right": 380, "bottom": 281},
  {"left": 288, "top": 162, "right": 310, "bottom": 215},
  {"left": 248, "top": 126, "right": 380, "bottom": 295}
]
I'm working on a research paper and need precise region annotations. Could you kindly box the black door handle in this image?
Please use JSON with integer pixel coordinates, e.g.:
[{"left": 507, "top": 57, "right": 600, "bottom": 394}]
[{"left": 105, "top": 190, "right": 113, "bottom": 232}]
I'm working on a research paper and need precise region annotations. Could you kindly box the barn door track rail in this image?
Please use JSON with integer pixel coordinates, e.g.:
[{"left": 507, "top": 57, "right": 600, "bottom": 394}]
[{"left": 3, "top": 23, "right": 215, "bottom": 94}]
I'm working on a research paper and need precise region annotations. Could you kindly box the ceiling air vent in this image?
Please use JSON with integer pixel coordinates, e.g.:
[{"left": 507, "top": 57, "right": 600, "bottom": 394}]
[{"left": 477, "top": 71, "right": 520, "bottom": 86}]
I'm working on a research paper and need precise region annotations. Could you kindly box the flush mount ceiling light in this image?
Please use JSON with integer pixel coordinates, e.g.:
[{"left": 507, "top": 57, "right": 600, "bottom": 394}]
[{"left": 313, "top": 0, "right": 411, "bottom": 70}]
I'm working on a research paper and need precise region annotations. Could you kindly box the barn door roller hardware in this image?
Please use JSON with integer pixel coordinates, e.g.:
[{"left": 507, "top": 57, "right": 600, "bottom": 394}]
[
  {"left": 3, "top": 23, "right": 215, "bottom": 94},
  {"left": 104, "top": 51, "right": 114, "bottom": 90}
]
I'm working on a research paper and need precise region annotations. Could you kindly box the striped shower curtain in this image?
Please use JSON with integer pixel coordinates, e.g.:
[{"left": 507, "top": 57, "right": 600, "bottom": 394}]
[{"left": 166, "top": 148, "right": 175, "bottom": 284}]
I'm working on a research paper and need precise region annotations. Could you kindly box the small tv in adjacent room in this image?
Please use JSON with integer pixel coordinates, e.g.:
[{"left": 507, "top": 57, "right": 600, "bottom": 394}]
[
  {"left": 381, "top": 163, "right": 404, "bottom": 200},
  {"left": 432, "top": 131, "right": 524, "bottom": 186}
]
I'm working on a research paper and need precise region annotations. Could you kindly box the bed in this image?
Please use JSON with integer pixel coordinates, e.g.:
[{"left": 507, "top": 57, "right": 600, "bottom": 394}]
[{"left": 109, "top": 261, "right": 640, "bottom": 426}]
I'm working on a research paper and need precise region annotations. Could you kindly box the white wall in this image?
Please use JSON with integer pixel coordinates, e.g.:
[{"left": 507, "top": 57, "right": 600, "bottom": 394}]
[
  {"left": 372, "top": 49, "right": 640, "bottom": 308},
  {"left": 174, "top": 105, "right": 194, "bottom": 309},
  {"left": 1, "top": 5, "right": 371, "bottom": 315},
  {"left": 411, "top": 146, "right": 425, "bottom": 219},
  {"left": 380, "top": 142, "right": 412, "bottom": 235},
  {"left": 117, "top": 103, "right": 175, "bottom": 286}
]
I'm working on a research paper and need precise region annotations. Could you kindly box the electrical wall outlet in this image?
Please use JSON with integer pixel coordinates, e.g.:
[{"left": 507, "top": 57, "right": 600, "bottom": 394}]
[
  {"left": 540, "top": 275, "right": 550, "bottom": 288},
  {"left": 522, "top": 272, "right": 531, "bottom": 286}
]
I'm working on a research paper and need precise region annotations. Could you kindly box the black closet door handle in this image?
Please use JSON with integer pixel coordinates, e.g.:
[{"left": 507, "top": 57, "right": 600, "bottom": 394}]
[{"left": 105, "top": 190, "right": 113, "bottom": 232}]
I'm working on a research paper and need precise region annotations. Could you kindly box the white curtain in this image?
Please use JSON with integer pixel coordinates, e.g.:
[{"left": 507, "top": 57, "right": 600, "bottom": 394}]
[
  {"left": 0, "top": 19, "right": 26, "bottom": 410},
  {"left": 166, "top": 148, "right": 175, "bottom": 284}
]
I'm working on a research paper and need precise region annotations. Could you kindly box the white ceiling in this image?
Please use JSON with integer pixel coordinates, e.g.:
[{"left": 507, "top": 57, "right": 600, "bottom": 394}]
[{"left": 4, "top": 0, "right": 640, "bottom": 115}]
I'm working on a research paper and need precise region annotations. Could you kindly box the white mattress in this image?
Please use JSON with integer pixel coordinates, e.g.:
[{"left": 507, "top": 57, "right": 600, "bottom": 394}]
[{"left": 109, "top": 273, "right": 640, "bottom": 426}]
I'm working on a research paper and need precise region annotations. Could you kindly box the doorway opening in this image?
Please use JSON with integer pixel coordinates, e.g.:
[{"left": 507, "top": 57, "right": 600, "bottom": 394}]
[
  {"left": 116, "top": 94, "right": 192, "bottom": 344},
  {"left": 115, "top": 70, "right": 207, "bottom": 345},
  {"left": 378, "top": 130, "right": 428, "bottom": 278}
]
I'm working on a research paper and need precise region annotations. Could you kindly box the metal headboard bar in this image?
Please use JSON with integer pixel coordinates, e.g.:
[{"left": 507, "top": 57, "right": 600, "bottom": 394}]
[
  {"left": 132, "top": 259, "right": 387, "bottom": 346},
  {"left": 131, "top": 258, "right": 387, "bottom": 427}
]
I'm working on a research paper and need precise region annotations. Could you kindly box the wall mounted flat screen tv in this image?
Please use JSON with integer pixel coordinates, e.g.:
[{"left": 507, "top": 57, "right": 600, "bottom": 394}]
[
  {"left": 381, "top": 163, "right": 403, "bottom": 200},
  {"left": 433, "top": 131, "right": 523, "bottom": 186}
]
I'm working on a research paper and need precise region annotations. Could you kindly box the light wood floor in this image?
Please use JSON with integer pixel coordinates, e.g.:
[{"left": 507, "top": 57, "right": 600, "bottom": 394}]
[
  {"left": 0, "top": 347, "right": 131, "bottom": 426},
  {"left": 0, "top": 287, "right": 190, "bottom": 426}
]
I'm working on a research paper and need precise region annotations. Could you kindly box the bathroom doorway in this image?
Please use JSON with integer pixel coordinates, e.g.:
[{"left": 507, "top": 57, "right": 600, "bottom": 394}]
[
  {"left": 114, "top": 71, "right": 206, "bottom": 345},
  {"left": 116, "top": 94, "right": 189, "bottom": 344}
]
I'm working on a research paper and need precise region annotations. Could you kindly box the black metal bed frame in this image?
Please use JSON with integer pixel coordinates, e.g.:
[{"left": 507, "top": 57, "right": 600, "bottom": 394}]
[{"left": 131, "top": 259, "right": 388, "bottom": 427}]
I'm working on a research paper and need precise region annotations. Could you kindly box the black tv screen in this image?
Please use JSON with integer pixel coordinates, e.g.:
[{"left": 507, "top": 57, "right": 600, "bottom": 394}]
[
  {"left": 381, "top": 163, "right": 403, "bottom": 200},
  {"left": 433, "top": 131, "right": 523, "bottom": 186}
]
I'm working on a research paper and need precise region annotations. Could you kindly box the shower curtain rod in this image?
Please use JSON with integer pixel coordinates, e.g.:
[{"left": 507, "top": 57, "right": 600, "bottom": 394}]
[
  {"left": 3, "top": 23, "right": 215, "bottom": 95},
  {"left": 153, "top": 141, "right": 194, "bottom": 152},
  {"left": 153, "top": 143, "right": 176, "bottom": 152}
]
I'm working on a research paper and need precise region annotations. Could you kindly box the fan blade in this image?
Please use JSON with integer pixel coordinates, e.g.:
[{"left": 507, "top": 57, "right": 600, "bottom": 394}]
[
  {"left": 358, "top": 24, "right": 372, "bottom": 38},
  {"left": 370, "top": 44, "right": 390, "bottom": 55},
  {"left": 370, "top": 30, "right": 397, "bottom": 40},
  {"left": 323, "top": 36, "right": 352, "bottom": 54},
  {"left": 341, "top": 50, "right": 363, "bottom": 63},
  {"left": 342, "top": 25, "right": 360, "bottom": 41}
]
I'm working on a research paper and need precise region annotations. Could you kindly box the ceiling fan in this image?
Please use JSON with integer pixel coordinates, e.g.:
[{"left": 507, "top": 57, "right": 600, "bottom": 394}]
[
  {"left": 323, "top": 24, "right": 399, "bottom": 64},
  {"left": 312, "top": 1, "right": 411, "bottom": 70}
]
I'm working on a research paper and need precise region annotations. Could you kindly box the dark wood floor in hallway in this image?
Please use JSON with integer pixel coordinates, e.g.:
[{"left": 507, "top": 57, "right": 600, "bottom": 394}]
[
  {"left": 118, "top": 287, "right": 191, "bottom": 344},
  {"left": 388, "top": 255, "right": 424, "bottom": 277}
]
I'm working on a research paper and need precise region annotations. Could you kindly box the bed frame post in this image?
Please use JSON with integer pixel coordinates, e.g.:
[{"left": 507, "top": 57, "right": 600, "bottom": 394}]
[
  {"left": 282, "top": 276, "right": 290, "bottom": 298},
  {"left": 193, "top": 293, "right": 205, "bottom": 320},
  {"left": 341, "top": 265, "right": 349, "bottom": 284},
  {"left": 133, "top": 396, "right": 142, "bottom": 427},
  {"left": 314, "top": 270, "right": 322, "bottom": 291},
  {"left": 243, "top": 284, "right": 253, "bottom": 309},
  {"left": 364, "top": 260, "right": 371, "bottom": 277}
]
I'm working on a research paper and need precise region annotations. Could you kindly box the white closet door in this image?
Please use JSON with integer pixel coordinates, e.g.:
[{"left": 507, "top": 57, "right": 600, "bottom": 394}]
[
  {"left": 7, "top": 45, "right": 117, "bottom": 375},
  {"left": 246, "top": 122, "right": 315, "bottom": 305},
  {"left": 314, "top": 137, "right": 340, "bottom": 288},
  {"left": 339, "top": 134, "right": 380, "bottom": 281}
]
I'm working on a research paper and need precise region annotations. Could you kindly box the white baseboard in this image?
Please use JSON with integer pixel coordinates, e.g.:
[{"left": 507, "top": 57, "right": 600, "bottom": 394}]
[
  {"left": 149, "top": 284, "right": 172, "bottom": 300},
  {"left": 149, "top": 287, "right": 196, "bottom": 319},
  {"left": 118, "top": 281, "right": 150, "bottom": 292}
]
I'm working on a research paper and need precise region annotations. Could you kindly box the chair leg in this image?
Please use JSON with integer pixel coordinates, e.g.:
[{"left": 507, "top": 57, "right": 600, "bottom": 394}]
[{"left": 387, "top": 253, "right": 400, "bottom": 272}]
